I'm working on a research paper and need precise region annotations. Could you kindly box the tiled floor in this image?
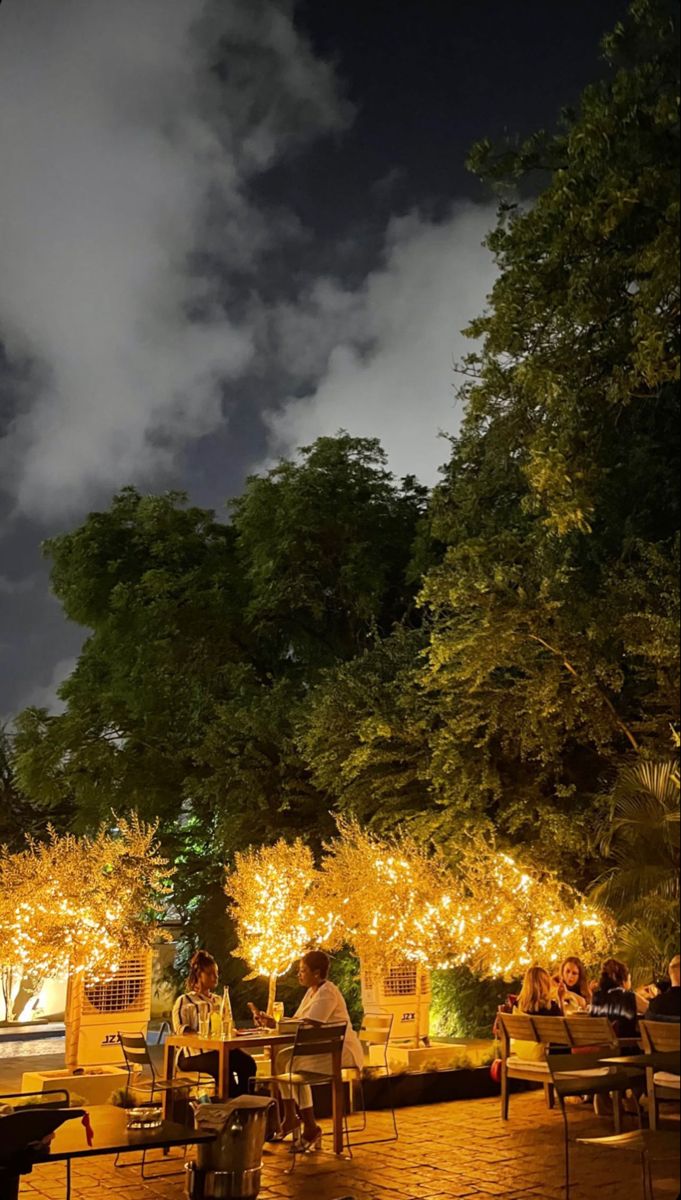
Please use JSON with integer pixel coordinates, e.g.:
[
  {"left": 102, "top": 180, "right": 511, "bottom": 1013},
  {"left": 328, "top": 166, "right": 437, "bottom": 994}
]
[{"left": 17, "top": 1092, "right": 680, "bottom": 1200}]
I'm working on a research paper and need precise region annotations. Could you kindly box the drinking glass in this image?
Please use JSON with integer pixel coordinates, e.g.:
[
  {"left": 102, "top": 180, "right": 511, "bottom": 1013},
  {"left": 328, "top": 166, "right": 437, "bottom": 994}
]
[
  {"left": 272, "top": 1002, "right": 285, "bottom": 1027},
  {"left": 198, "top": 1002, "right": 210, "bottom": 1039}
]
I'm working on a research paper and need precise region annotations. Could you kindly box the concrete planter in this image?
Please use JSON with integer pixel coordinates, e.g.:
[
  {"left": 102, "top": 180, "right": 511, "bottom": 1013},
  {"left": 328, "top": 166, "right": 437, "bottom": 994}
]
[{"left": 21, "top": 1066, "right": 128, "bottom": 1106}]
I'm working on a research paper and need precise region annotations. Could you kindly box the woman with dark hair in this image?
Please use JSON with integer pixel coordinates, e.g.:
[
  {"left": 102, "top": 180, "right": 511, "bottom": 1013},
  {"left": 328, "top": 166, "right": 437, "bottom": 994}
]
[
  {"left": 172, "top": 950, "right": 256, "bottom": 1098},
  {"left": 589, "top": 958, "right": 649, "bottom": 1041},
  {"left": 251, "top": 951, "right": 363, "bottom": 1152}
]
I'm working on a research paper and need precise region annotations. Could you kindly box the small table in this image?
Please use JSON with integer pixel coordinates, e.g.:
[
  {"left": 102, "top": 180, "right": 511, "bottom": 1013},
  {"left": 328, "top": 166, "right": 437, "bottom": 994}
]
[
  {"left": 601, "top": 1052, "right": 681, "bottom": 1071},
  {"left": 164, "top": 1031, "right": 346, "bottom": 1156},
  {"left": 1, "top": 1105, "right": 214, "bottom": 1200}
]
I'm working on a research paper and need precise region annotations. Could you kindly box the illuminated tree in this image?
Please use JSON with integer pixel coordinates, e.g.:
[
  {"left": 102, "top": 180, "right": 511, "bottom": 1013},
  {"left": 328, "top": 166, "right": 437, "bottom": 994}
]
[
  {"left": 318, "top": 821, "right": 465, "bottom": 973},
  {"left": 459, "top": 840, "right": 612, "bottom": 979},
  {"left": 226, "top": 839, "right": 338, "bottom": 1014},
  {"left": 0, "top": 816, "right": 171, "bottom": 1069}
]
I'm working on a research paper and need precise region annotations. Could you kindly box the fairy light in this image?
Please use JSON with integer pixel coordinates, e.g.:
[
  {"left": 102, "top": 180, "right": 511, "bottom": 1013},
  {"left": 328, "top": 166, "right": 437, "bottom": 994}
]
[
  {"left": 0, "top": 816, "right": 172, "bottom": 1063},
  {"left": 226, "top": 839, "right": 339, "bottom": 1013}
]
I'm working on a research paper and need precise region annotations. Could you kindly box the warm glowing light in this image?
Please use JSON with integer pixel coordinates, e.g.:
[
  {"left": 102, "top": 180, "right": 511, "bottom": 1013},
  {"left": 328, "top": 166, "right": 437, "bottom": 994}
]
[{"left": 226, "top": 839, "right": 338, "bottom": 1012}]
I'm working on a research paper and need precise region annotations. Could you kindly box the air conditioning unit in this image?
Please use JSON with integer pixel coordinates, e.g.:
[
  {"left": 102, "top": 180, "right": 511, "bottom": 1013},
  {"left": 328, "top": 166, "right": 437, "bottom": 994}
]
[
  {"left": 78, "top": 952, "right": 152, "bottom": 1065},
  {"left": 360, "top": 961, "right": 432, "bottom": 1046}
]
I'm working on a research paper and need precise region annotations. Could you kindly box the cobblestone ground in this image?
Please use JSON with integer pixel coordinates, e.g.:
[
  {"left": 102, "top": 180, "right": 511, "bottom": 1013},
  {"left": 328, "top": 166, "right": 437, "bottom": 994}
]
[{"left": 18, "top": 1093, "right": 680, "bottom": 1200}]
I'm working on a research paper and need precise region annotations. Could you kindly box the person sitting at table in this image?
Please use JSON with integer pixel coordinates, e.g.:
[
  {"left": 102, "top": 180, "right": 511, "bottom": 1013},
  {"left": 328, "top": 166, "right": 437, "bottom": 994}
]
[
  {"left": 250, "top": 950, "right": 364, "bottom": 1152},
  {"left": 558, "top": 956, "right": 591, "bottom": 1011},
  {"left": 589, "top": 957, "right": 649, "bottom": 1043},
  {"left": 510, "top": 966, "right": 565, "bottom": 1062},
  {"left": 172, "top": 950, "right": 256, "bottom": 1098},
  {"left": 647, "top": 954, "right": 681, "bottom": 1022}
]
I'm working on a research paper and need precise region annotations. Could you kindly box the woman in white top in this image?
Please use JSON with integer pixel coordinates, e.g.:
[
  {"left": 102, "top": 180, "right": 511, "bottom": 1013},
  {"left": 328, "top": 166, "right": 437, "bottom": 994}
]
[{"left": 251, "top": 951, "right": 363, "bottom": 1152}]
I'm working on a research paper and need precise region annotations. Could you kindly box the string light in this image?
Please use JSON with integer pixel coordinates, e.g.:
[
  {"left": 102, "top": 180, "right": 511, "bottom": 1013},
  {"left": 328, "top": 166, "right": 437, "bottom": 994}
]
[
  {"left": 0, "top": 816, "right": 172, "bottom": 1060},
  {"left": 226, "top": 839, "right": 338, "bottom": 1013}
]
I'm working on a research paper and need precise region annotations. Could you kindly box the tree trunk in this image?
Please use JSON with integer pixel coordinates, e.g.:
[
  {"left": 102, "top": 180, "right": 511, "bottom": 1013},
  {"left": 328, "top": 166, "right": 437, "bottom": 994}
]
[
  {"left": 65, "top": 969, "right": 84, "bottom": 1072},
  {"left": 267, "top": 973, "right": 277, "bottom": 1017}
]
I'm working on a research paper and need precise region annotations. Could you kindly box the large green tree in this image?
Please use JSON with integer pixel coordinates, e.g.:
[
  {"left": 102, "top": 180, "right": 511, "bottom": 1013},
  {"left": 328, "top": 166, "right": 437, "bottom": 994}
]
[
  {"left": 301, "top": 0, "right": 680, "bottom": 886},
  {"left": 12, "top": 438, "right": 426, "bottom": 967}
]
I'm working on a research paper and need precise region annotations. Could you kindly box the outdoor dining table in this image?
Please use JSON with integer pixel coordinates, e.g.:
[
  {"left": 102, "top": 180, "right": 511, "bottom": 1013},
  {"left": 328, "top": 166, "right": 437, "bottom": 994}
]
[
  {"left": 0, "top": 1104, "right": 214, "bottom": 1200},
  {"left": 164, "top": 1029, "right": 347, "bottom": 1156},
  {"left": 600, "top": 1051, "right": 681, "bottom": 1071}
]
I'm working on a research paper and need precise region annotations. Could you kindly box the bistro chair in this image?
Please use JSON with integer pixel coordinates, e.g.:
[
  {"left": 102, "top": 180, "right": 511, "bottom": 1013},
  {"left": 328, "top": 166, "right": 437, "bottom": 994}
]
[
  {"left": 254, "top": 1021, "right": 348, "bottom": 1166},
  {"left": 344, "top": 1013, "right": 399, "bottom": 1146},
  {"left": 497, "top": 1013, "right": 558, "bottom": 1119},
  {"left": 546, "top": 1049, "right": 645, "bottom": 1200},
  {"left": 639, "top": 1020, "right": 681, "bottom": 1130},
  {"left": 116, "top": 1030, "right": 212, "bottom": 1178},
  {"left": 575, "top": 1128, "right": 680, "bottom": 1200}
]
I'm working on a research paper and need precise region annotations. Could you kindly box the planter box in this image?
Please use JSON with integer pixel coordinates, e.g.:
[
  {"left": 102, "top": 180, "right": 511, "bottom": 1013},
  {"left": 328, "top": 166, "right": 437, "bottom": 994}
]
[
  {"left": 22, "top": 1066, "right": 128, "bottom": 1106},
  {"left": 307, "top": 1065, "right": 534, "bottom": 1118}
]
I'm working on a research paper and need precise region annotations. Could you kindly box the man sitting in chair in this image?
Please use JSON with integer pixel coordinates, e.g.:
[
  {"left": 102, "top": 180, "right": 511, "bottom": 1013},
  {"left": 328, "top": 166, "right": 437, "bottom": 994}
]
[{"left": 647, "top": 955, "right": 681, "bottom": 1022}]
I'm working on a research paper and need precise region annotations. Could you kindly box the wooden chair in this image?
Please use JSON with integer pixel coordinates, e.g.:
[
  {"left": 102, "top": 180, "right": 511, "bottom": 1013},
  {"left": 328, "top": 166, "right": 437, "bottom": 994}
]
[
  {"left": 639, "top": 1020, "right": 681, "bottom": 1130},
  {"left": 497, "top": 1013, "right": 557, "bottom": 1119}
]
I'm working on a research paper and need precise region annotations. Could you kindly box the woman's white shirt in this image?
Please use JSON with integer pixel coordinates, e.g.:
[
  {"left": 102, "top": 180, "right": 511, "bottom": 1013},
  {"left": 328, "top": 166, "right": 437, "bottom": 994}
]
[{"left": 294, "top": 980, "right": 364, "bottom": 1071}]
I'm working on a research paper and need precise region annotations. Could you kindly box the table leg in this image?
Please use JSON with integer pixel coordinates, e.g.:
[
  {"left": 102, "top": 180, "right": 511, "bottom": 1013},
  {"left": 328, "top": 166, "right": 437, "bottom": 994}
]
[
  {"left": 0, "top": 1172, "right": 20, "bottom": 1200},
  {"left": 218, "top": 1044, "right": 231, "bottom": 1101},
  {"left": 331, "top": 1047, "right": 344, "bottom": 1156},
  {"left": 162, "top": 1040, "right": 176, "bottom": 1120}
]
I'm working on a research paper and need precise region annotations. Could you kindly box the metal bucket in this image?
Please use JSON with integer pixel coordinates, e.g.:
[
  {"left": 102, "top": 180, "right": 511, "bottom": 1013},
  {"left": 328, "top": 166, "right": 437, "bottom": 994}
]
[
  {"left": 186, "top": 1162, "right": 262, "bottom": 1199},
  {"left": 188, "top": 1099, "right": 273, "bottom": 1200}
]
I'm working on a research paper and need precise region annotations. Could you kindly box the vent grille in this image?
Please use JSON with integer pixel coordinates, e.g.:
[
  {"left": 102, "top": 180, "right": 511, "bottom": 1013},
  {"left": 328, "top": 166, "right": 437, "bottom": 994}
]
[{"left": 83, "top": 957, "right": 149, "bottom": 1015}]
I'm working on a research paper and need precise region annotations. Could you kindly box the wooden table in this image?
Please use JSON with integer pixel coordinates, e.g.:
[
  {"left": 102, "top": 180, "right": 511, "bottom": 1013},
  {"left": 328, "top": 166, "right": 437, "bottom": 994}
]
[
  {"left": 0, "top": 1105, "right": 214, "bottom": 1200},
  {"left": 164, "top": 1031, "right": 347, "bottom": 1156},
  {"left": 601, "top": 1052, "right": 681, "bottom": 1071}
]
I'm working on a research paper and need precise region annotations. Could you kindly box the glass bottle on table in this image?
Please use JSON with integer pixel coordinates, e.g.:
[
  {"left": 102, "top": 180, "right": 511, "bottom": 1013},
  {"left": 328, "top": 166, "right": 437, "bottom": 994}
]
[{"left": 220, "top": 986, "right": 235, "bottom": 1040}]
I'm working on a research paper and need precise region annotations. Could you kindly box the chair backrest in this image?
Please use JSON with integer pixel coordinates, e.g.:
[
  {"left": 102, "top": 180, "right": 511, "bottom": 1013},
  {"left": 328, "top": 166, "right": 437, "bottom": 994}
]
[
  {"left": 0, "top": 1089, "right": 70, "bottom": 1110},
  {"left": 119, "top": 1031, "right": 154, "bottom": 1077},
  {"left": 497, "top": 1012, "right": 538, "bottom": 1056},
  {"left": 567, "top": 1016, "right": 619, "bottom": 1050},
  {"left": 360, "top": 1013, "right": 394, "bottom": 1047},
  {"left": 291, "top": 1022, "right": 347, "bottom": 1069},
  {"left": 640, "top": 1020, "right": 681, "bottom": 1053},
  {"left": 532, "top": 1016, "right": 571, "bottom": 1045}
]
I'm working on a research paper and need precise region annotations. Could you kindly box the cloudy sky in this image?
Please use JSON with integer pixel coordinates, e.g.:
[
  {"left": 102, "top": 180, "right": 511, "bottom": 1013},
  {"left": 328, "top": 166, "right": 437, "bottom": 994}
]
[{"left": 0, "top": 0, "right": 627, "bottom": 717}]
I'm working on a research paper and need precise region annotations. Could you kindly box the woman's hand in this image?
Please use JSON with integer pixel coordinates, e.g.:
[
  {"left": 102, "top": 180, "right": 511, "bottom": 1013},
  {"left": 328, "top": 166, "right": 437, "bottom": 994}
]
[{"left": 248, "top": 1002, "right": 276, "bottom": 1029}]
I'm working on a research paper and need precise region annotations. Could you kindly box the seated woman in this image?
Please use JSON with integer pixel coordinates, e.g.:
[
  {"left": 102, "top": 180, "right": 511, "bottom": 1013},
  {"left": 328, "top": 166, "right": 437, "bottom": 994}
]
[
  {"left": 589, "top": 958, "right": 649, "bottom": 1045},
  {"left": 251, "top": 950, "right": 363, "bottom": 1152},
  {"left": 172, "top": 950, "right": 256, "bottom": 1098},
  {"left": 511, "top": 965, "right": 565, "bottom": 1061},
  {"left": 558, "top": 956, "right": 591, "bottom": 1012}
]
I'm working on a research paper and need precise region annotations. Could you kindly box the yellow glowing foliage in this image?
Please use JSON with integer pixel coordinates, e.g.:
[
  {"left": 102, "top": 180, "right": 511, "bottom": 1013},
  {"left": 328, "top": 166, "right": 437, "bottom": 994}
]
[
  {"left": 226, "top": 839, "right": 338, "bottom": 983},
  {"left": 458, "top": 841, "right": 612, "bottom": 979},
  {"left": 318, "top": 820, "right": 468, "bottom": 972},
  {"left": 0, "top": 815, "right": 171, "bottom": 983}
]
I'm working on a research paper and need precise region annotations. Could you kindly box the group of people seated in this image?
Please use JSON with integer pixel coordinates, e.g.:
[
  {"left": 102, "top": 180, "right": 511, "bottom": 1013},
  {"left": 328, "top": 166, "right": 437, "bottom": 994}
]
[
  {"left": 515, "top": 953, "right": 680, "bottom": 1030},
  {"left": 172, "top": 947, "right": 362, "bottom": 1151}
]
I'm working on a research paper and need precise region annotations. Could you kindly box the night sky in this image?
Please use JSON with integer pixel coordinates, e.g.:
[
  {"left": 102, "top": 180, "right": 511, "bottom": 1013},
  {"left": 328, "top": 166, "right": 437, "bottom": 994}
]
[{"left": 0, "top": 0, "right": 628, "bottom": 718}]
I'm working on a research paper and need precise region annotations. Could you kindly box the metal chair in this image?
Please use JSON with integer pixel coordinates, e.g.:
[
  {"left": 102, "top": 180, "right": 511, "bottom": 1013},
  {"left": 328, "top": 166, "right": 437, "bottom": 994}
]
[
  {"left": 116, "top": 1030, "right": 210, "bottom": 1178},
  {"left": 0, "top": 1090, "right": 72, "bottom": 1200},
  {"left": 575, "top": 1128, "right": 680, "bottom": 1200},
  {"left": 640, "top": 1020, "right": 681, "bottom": 1130},
  {"left": 547, "top": 1049, "right": 645, "bottom": 1199},
  {"left": 344, "top": 1013, "right": 399, "bottom": 1146},
  {"left": 254, "top": 1022, "right": 349, "bottom": 1165}
]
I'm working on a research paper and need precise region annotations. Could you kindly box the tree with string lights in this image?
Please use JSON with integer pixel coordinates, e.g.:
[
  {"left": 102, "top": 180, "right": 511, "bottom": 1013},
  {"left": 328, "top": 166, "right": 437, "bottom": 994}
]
[
  {"left": 226, "top": 838, "right": 338, "bottom": 1015},
  {"left": 0, "top": 816, "right": 170, "bottom": 1068}
]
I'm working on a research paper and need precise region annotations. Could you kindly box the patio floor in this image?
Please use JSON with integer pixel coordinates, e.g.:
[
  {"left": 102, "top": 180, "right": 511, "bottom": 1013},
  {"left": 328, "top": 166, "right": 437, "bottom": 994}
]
[{"left": 17, "top": 1091, "right": 680, "bottom": 1200}]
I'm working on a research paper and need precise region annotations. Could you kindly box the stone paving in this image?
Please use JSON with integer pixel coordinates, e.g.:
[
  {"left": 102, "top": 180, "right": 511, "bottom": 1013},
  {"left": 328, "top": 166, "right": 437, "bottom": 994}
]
[{"left": 16, "top": 1092, "right": 681, "bottom": 1200}]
